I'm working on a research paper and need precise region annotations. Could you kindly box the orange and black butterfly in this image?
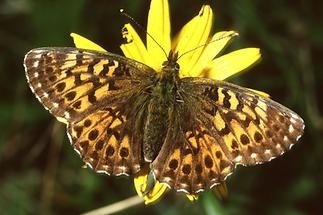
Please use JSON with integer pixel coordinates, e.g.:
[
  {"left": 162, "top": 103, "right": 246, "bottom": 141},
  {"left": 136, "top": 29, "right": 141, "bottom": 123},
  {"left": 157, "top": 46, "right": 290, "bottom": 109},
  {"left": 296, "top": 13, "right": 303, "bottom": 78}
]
[{"left": 24, "top": 47, "right": 304, "bottom": 194}]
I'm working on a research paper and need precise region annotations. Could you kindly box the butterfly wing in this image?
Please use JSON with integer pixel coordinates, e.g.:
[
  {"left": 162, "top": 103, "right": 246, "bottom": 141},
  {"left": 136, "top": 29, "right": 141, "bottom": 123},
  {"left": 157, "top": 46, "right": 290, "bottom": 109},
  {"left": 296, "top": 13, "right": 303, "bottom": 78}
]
[
  {"left": 24, "top": 47, "right": 156, "bottom": 175},
  {"left": 153, "top": 123, "right": 235, "bottom": 194},
  {"left": 153, "top": 77, "right": 304, "bottom": 194}
]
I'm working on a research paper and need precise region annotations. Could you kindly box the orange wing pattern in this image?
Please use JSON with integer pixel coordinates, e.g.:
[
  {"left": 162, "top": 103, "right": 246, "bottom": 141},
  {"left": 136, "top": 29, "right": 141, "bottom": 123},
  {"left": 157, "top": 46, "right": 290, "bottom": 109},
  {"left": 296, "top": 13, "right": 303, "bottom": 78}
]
[
  {"left": 24, "top": 48, "right": 304, "bottom": 195},
  {"left": 24, "top": 47, "right": 155, "bottom": 175},
  {"left": 153, "top": 77, "right": 304, "bottom": 194}
]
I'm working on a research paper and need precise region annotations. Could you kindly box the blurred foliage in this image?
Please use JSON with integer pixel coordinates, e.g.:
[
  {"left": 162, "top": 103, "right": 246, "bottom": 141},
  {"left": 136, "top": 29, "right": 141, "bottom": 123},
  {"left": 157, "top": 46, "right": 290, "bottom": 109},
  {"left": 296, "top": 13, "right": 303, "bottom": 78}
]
[{"left": 0, "top": 0, "right": 322, "bottom": 214}]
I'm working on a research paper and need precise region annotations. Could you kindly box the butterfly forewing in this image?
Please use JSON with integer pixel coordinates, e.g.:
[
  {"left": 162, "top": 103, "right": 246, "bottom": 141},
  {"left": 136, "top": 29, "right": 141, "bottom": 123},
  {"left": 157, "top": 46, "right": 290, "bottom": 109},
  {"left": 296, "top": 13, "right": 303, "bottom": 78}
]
[
  {"left": 24, "top": 47, "right": 156, "bottom": 175},
  {"left": 24, "top": 48, "right": 155, "bottom": 121},
  {"left": 182, "top": 78, "right": 304, "bottom": 164}
]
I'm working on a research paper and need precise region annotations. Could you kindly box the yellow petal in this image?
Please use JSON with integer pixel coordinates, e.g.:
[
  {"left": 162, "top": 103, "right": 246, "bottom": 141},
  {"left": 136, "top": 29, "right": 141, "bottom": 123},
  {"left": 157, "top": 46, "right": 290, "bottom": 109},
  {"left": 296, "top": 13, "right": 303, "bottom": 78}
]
[
  {"left": 134, "top": 172, "right": 148, "bottom": 197},
  {"left": 190, "top": 31, "right": 239, "bottom": 77},
  {"left": 70, "top": 33, "right": 107, "bottom": 52},
  {"left": 120, "top": 24, "right": 149, "bottom": 65},
  {"left": 247, "top": 88, "right": 270, "bottom": 98},
  {"left": 147, "top": 0, "right": 171, "bottom": 68},
  {"left": 203, "top": 48, "right": 261, "bottom": 80},
  {"left": 174, "top": 5, "right": 213, "bottom": 77},
  {"left": 143, "top": 181, "right": 168, "bottom": 205},
  {"left": 186, "top": 194, "right": 199, "bottom": 201},
  {"left": 133, "top": 166, "right": 168, "bottom": 205}
]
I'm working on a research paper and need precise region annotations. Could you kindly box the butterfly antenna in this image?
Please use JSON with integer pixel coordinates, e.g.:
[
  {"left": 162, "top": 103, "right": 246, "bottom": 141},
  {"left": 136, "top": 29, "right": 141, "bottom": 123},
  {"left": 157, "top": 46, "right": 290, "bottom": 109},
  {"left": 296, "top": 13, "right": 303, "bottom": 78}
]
[
  {"left": 177, "top": 32, "right": 239, "bottom": 61},
  {"left": 120, "top": 9, "right": 168, "bottom": 59}
]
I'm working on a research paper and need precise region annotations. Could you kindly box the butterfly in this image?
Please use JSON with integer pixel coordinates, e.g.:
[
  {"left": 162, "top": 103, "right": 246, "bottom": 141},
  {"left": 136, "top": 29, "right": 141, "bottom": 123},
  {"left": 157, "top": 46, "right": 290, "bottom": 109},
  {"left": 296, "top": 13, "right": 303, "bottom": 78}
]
[{"left": 24, "top": 47, "right": 304, "bottom": 194}]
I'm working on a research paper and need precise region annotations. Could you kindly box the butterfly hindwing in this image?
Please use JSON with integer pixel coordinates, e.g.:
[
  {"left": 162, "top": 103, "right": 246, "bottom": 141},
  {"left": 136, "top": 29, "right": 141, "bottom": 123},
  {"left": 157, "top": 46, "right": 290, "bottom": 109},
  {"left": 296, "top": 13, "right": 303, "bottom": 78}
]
[
  {"left": 24, "top": 47, "right": 156, "bottom": 175},
  {"left": 67, "top": 106, "right": 142, "bottom": 176},
  {"left": 153, "top": 126, "right": 235, "bottom": 194}
]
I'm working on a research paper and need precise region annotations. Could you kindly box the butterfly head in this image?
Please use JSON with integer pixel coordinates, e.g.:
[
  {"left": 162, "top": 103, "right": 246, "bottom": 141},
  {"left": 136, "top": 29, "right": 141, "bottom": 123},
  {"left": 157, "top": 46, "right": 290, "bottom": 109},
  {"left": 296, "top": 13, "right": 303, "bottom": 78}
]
[{"left": 161, "top": 50, "right": 180, "bottom": 76}]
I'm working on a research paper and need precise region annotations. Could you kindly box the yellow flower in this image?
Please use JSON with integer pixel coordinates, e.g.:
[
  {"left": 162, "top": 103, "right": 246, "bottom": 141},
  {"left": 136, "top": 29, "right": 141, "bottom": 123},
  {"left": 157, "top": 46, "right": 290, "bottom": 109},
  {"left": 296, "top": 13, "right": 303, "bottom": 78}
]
[{"left": 71, "top": 0, "right": 264, "bottom": 205}]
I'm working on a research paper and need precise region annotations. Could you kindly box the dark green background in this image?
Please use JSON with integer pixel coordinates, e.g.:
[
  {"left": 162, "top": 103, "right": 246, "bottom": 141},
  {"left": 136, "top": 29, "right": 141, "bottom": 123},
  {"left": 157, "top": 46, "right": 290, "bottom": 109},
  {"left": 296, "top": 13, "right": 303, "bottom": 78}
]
[{"left": 0, "top": 0, "right": 322, "bottom": 214}]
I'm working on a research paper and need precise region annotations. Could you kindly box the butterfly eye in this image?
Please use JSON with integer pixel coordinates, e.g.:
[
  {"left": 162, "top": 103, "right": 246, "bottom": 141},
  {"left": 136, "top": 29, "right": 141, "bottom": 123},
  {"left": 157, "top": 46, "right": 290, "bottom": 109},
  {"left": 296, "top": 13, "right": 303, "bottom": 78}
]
[{"left": 175, "top": 63, "right": 180, "bottom": 70}]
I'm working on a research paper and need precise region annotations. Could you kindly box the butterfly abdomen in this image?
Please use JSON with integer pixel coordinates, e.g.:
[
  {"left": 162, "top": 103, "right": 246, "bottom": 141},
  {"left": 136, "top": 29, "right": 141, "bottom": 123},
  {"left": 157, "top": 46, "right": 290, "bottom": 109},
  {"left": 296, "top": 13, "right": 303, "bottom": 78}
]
[
  {"left": 142, "top": 69, "right": 180, "bottom": 162},
  {"left": 143, "top": 96, "right": 170, "bottom": 162}
]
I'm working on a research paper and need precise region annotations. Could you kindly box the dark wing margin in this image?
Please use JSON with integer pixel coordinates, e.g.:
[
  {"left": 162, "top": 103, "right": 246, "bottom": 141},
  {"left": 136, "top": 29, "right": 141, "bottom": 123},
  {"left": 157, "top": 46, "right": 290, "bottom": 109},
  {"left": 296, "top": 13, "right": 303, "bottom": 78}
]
[{"left": 24, "top": 47, "right": 156, "bottom": 176}]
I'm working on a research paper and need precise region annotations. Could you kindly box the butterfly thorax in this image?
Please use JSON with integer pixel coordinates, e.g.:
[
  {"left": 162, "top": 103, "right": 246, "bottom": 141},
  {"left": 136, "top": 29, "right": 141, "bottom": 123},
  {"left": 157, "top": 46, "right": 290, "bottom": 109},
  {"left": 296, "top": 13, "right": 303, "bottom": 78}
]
[
  {"left": 142, "top": 51, "right": 181, "bottom": 162},
  {"left": 154, "top": 51, "right": 180, "bottom": 96}
]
